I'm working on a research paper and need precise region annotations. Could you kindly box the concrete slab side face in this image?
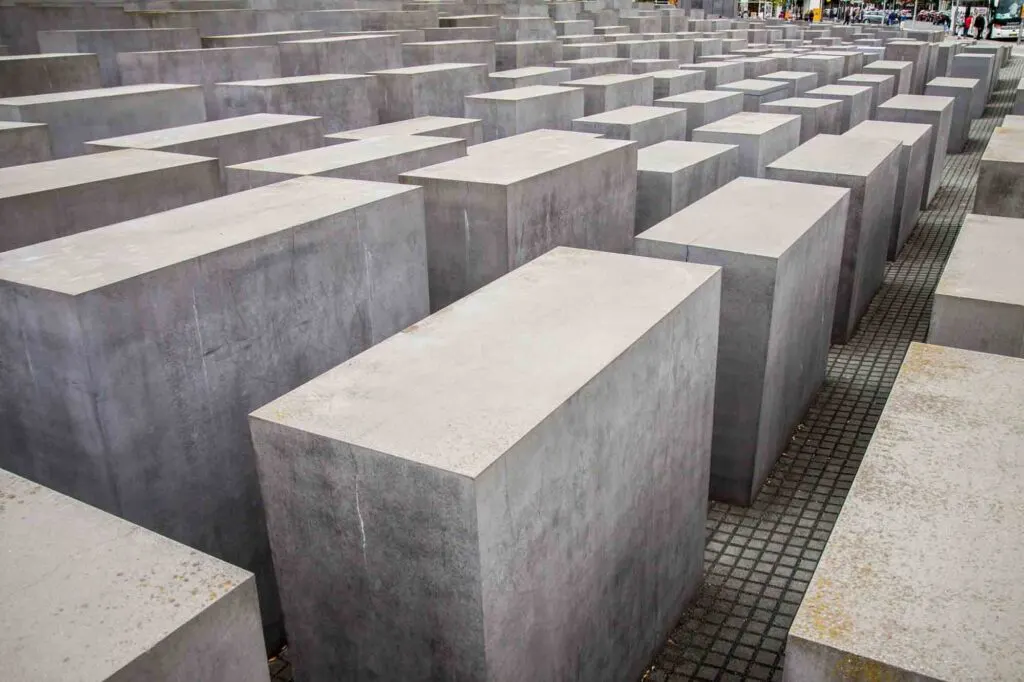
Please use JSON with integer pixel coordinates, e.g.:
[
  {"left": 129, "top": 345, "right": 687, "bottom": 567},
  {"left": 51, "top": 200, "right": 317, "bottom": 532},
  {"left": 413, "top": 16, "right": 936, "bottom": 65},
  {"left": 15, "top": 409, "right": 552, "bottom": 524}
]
[
  {"left": 374, "top": 63, "right": 490, "bottom": 122},
  {"left": 0, "top": 468, "right": 269, "bottom": 682},
  {"left": 0, "top": 53, "right": 103, "bottom": 97},
  {"left": 249, "top": 247, "right": 721, "bottom": 681},
  {"left": 786, "top": 343, "right": 1024, "bottom": 682},
  {"left": 0, "top": 121, "right": 52, "bottom": 167},
  {"left": 636, "top": 177, "right": 848, "bottom": 504},
  {"left": 974, "top": 127, "right": 1024, "bottom": 219},
  {"left": 929, "top": 213, "right": 1024, "bottom": 358},
  {"left": 876, "top": 94, "right": 954, "bottom": 210},
  {"left": 0, "top": 177, "right": 431, "bottom": 648}
]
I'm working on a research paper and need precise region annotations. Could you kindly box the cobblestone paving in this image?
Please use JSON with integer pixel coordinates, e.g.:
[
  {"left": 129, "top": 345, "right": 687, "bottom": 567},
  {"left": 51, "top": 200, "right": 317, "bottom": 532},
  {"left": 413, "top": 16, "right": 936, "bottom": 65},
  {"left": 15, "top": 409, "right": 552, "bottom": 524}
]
[{"left": 267, "top": 48, "right": 1024, "bottom": 682}]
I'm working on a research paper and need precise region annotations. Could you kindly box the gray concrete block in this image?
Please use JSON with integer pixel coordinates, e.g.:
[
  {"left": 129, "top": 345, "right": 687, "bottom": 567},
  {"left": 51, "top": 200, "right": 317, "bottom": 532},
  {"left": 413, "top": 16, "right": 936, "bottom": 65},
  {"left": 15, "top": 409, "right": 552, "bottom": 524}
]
[
  {"left": 280, "top": 35, "right": 400, "bottom": 77},
  {"left": 844, "top": 120, "right": 929, "bottom": 259},
  {"left": 755, "top": 70, "right": 818, "bottom": 96},
  {"left": 792, "top": 54, "right": 845, "bottom": 85},
  {"left": 561, "top": 73, "right": 654, "bottom": 115},
  {"left": 613, "top": 40, "right": 660, "bottom": 60},
  {"left": 716, "top": 78, "right": 789, "bottom": 112},
  {"left": 372, "top": 63, "right": 488, "bottom": 122},
  {"left": 863, "top": 59, "right": 914, "bottom": 95},
  {"left": 0, "top": 121, "right": 51, "bottom": 168},
  {"left": 572, "top": 104, "right": 685, "bottom": 147},
  {"left": 636, "top": 176, "right": 847, "bottom": 504},
  {"left": 329, "top": 29, "right": 426, "bottom": 44},
  {"left": 693, "top": 111, "right": 800, "bottom": 178},
  {"left": 554, "top": 56, "right": 631, "bottom": 80},
  {"left": 561, "top": 42, "right": 618, "bottom": 60},
  {"left": 658, "top": 37, "right": 695, "bottom": 63},
  {"left": 655, "top": 89, "right": 744, "bottom": 138},
  {"left": 0, "top": 148, "right": 221, "bottom": 251},
  {"left": 213, "top": 74, "right": 377, "bottom": 134},
  {"left": 295, "top": 9, "right": 362, "bottom": 32},
  {"left": 737, "top": 56, "right": 780, "bottom": 78},
  {"left": 423, "top": 26, "right": 498, "bottom": 41},
  {"left": 950, "top": 53, "right": 996, "bottom": 116},
  {"left": 201, "top": 29, "right": 324, "bottom": 48},
  {"left": 836, "top": 72, "right": 894, "bottom": 117},
  {"left": 932, "top": 40, "right": 961, "bottom": 80},
  {"left": 760, "top": 96, "right": 842, "bottom": 143},
  {"left": 631, "top": 58, "right": 680, "bottom": 74},
  {"left": 0, "top": 84, "right": 207, "bottom": 159},
  {"left": 0, "top": 175, "right": 430, "bottom": 648},
  {"left": 330, "top": 115, "right": 483, "bottom": 145},
  {"left": 403, "top": 39, "right": 496, "bottom": 71},
  {"left": 804, "top": 84, "right": 871, "bottom": 132},
  {"left": 974, "top": 126, "right": 1024, "bottom": 220},
  {"left": 0, "top": 53, "right": 102, "bottom": 98},
  {"left": 439, "top": 14, "right": 501, "bottom": 28},
  {"left": 693, "top": 36, "right": 723, "bottom": 58},
  {"left": 495, "top": 39, "right": 563, "bottom": 70},
  {"left": 36, "top": 28, "right": 200, "bottom": 86},
  {"left": 489, "top": 65, "right": 572, "bottom": 90},
  {"left": 928, "top": 213, "right": 1024, "bottom": 358},
  {"left": 1015, "top": 78, "right": 1024, "bottom": 115},
  {"left": 400, "top": 130, "right": 637, "bottom": 308},
  {"left": 876, "top": 93, "right": 954, "bottom": 209},
  {"left": 499, "top": 15, "right": 556, "bottom": 41},
  {"left": 1, "top": 468, "right": 270, "bottom": 682},
  {"left": 883, "top": 39, "right": 929, "bottom": 93},
  {"left": 226, "top": 134, "right": 466, "bottom": 189},
  {"left": 248, "top": 246, "right": 720, "bottom": 682},
  {"left": 652, "top": 68, "right": 706, "bottom": 98},
  {"left": 634, "top": 139, "right": 739, "bottom": 233},
  {"left": 786, "top": 342, "right": 1024, "bottom": 682},
  {"left": 925, "top": 76, "right": 979, "bottom": 153},
  {"left": 464, "top": 85, "right": 584, "bottom": 141},
  {"left": 555, "top": 19, "right": 594, "bottom": 35},
  {"left": 687, "top": 60, "right": 745, "bottom": 87},
  {"left": 766, "top": 135, "right": 900, "bottom": 343},
  {"left": 818, "top": 50, "right": 865, "bottom": 78}
]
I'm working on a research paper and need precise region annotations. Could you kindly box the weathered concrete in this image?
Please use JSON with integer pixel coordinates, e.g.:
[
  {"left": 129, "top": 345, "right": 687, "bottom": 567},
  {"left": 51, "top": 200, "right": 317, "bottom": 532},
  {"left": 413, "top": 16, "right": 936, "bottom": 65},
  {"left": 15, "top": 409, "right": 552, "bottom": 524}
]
[
  {"left": 693, "top": 36, "right": 723, "bottom": 59},
  {"left": 1, "top": 468, "right": 270, "bottom": 682},
  {"left": 818, "top": 50, "right": 865, "bottom": 78},
  {"left": 0, "top": 53, "right": 102, "bottom": 98},
  {"left": 928, "top": 214, "right": 1024, "bottom": 358},
  {"left": 634, "top": 139, "right": 739, "bottom": 233},
  {"left": 792, "top": 54, "right": 845, "bottom": 85},
  {"left": 403, "top": 39, "right": 496, "bottom": 71},
  {"left": 631, "top": 59, "right": 680, "bottom": 74},
  {"left": 499, "top": 15, "right": 556, "bottom": 41},
  {"left": 330, "top": 115, "right": 483, "bottom": 145},
  {"left": 464, "top": 85, "right": 584, "bottom": 141},
  {"left": 760, "top": 97, "right": 843, "bottom": 143},
  {"left": 400, "top": 130, "right": 637, "bottom": 309},
  {"left": 657, "top": 38, "right": 695, "bottom": 63},
  {"left": 226, "top": 135, "right": 466, "bottom": 189},
  {"left": 652, "top": 69, "right": 706, "bottom": 98},
  {"left": 786, "top": 342, "right": 1024, "bottom": 682},
  {"left": 766, "top": 134, "right": 900, "bottom": 343},
  {"left": 804, "top": 84, "right": 871, "bottom": 132},
  {"left": 883, "top": 39, "right": 929, "bottom": 93},
  {"left": 0, "top": 121, "right": 51, "bottom": 168},
  {"left": 213, "top": 74, "right": 377, "bottom": 134},
  {"left": 248, "top": 246, "right": 720, "bottom": 682},
  {"left": 560, "top": 73, "right": 653, "bottom": 115},
  {"left": 280, "top": 35, "right": 401, "bottom": 77},
  {"left": 876, "top": 93, "right": 954, "bottom": 209},
  {"left": 372, "top": 63, "right": 488, "bottom": 122},
  {"left": 950, "top": 53, "right": 995, "bottom": 118},
  {"left": 1015, "top": 78, "right": 1024, "bottom": 115},
  {"left": 0, "top": 175, "right": 430, "bottom": 649},
  {"left": 693, "top": 112, "right": 800, "bottom": 178},
  {"left": 0, "top": 148, "right": 221, "bottom": 252},
  {"left": 555, "top": 56, "right": 631, "bottom": 80},
  {"left": 489, "top": 66, "right": 572, "bottom": 90},
  {"left": 755, "top": 70, "right": 818, "bottom": 97},
  {"left": 844, "top": 120, "right": 929, "bottom": 259},
  {"left": 737, "top": 56, "right": 780, "bottom": 79},
  {"left": 863, "top": 59, "right": 914, "bottom": 95},
  {"left": 37, "top": 28, "right": 201, "bottom": 86},
  {"left": 836, "top": 72, "right": 895, "bottom": 117},
  {"left": 495, "top": 39, "right": 563, "bottom": 70},
  {"left": 925, "top": 76, "right": 979, "bottom": 153},
  {"left": 686, "top": 60, "right": 745, "bottom": 87},
  {"left": 716, "top": 78, "right": 789, "bottom": 112},
  {"left": 201, "top": 30, "right": 324, "bottom": 48},
  {"left": 423, "top": 26, "right": 498, "bottom": 41},
  {"left": 974, "top": 126, "right": 1024, "bottom": 220},
  {"left": 561, "top": 42, "right": 618, "bottom": 60},
  {"left": 572, "top": 104, "right": 685, "bottom": 147},
  {"left": 637, "top": 176, "right": 847, "bottom": 505},
  {"left": 0, "top": 84, "right": 206, "bottom": 159},
  {"left": 654, "top": 89, "right": 744, "bottom": 138}
]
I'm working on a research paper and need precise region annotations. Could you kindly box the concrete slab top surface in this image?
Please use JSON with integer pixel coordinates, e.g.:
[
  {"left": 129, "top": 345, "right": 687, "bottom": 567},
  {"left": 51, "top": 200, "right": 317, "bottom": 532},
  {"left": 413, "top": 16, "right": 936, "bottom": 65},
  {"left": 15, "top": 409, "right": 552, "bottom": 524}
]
[
  {"left": 403, "top": 39, "right": 492, "bottom": 47},
  {"left": 220, "top": 74, "right": 370, "bottom": 87},
  {"left": 864, "top": 59, "right": 914, "bottom": 69},
  {"left": 123, "top": 45, "right": 269, "bottom": 56},
  {"left": 491, "top": 66, "right": 570, "bottom": 78},
  {"left": 249, "top": 247, "right": 720, "bottom": 479},
  {"left": 718, "top": 79, "right": 789, "bottom": 94},
  {"left": 89, "top": 113, "right": 320, "bottom": 148},
  {"left": 695, "top": 111, "right": 800, "bottom": 135},
  {"left": 0, "top": 469, "right": 253, "bottom": 682},
  {"left": 838, "top": 73, "right": 895, "bottom": 83},
  {"left": 982, "top": 126, "right": 1024, "bottom": 162},
  {"left": 403, "top": 131, "right": 632, "bottom": 184},
  {"left": 0, "top": 176, "right": 414, "bottom": 295},
  {"left": 927, "top": 76, "right": 981, "bottom": 89},
  {"left": 935, "top": 214, "right": 1024, "bottom": 306},
  {"left": 796, "top": 54, "right": 845, "bottom": 62},
  {"left": 845, "top": 119, "right": 931, "bottom": 146},
  {"left": 638, "top": 140, "right": 739, "bottom": 172},
  {"left": 0, "top": 120, "right": 47, "bottom": 131},
  {"left": 790, "top": 342, "right": 1024, "bottom": 681},
  {"left": 466, "top": 84, "right": 580, "bottom": 101},
  {"left": 761, "top": 70, "right": 818, "bottom": 79},
  {"left": 562, "top": 73, "right": 652, "bottom": 86},
  {"left": 575, "top": 105, "right": 682, "bottom": 124},
  {"left": 558, "top": 57, "right": 628, "bottom": 65},
  {"left": 659, "top": 89, "right": 742, "bottom": 104},
  {"left": 768, "top": 96, "right": 842, "bottom": 109},
  {"left": 204, "top": 30, "right": 321, "bottom": 39},
  {"left": 0, "top": 148, "right": 214, "bottom": 200},
  {"left": 879, "top": 93, "right": 956, "bottom": 111},
  {"left": 231, "top": 135, "right": 459, "bottom": 173},
  {"left": 0, "top": 83, "right": 199, "bottom": 106},
  {"left": 282, "top": 35, "right": 391, "bottom": 45},
  {"left": 767, "top": 133, "right": 899, "bottom": 177},
  {"left": 637, "top": 176, "right": 849, "bottom": 257},
  {"left": 373, "top": 62, "right": 487, "bottom": 75},
  {"left": 807, "top": 84, "right": 871, "bottom": 96},
  {"left": 330, "top": 116, "right": 478, "bottom": 140}
]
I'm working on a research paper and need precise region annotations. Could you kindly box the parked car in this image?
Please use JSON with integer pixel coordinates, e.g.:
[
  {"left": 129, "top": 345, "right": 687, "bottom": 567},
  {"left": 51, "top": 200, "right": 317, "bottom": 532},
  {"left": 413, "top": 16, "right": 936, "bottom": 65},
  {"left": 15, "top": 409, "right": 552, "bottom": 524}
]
[{"left": 864, "top": 9, "right": 885, "bottom": 22}]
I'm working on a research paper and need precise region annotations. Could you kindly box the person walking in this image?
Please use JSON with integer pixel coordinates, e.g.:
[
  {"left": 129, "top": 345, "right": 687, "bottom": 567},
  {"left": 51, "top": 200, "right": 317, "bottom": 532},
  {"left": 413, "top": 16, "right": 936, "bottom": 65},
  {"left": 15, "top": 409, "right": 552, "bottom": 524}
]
[
  {"left": 974, "top": 11, "right": 986, "bottom": 39},
  {"left": 963, "top": 9, "right": 973, "bottom": 37}
]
